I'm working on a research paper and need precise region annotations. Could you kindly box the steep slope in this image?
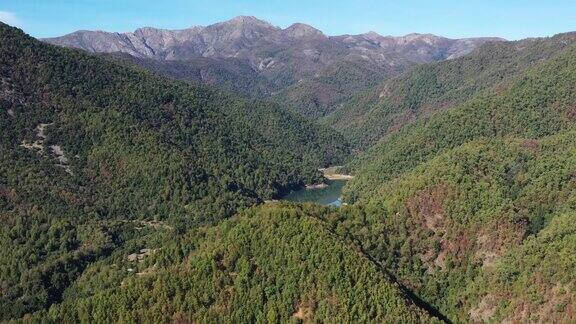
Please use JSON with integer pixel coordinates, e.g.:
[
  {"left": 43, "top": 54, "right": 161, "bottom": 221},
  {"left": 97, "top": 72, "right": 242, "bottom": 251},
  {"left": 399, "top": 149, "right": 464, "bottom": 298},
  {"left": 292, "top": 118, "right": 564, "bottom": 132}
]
[
  {"left": 271, "top": 57, "right": 401, "bottom": 119},
  {"left": 107, "top": 53, "right": 276, "bottom": 98},
  {"left": 326, "top": 129, "right": 576, "bottom": 321},
  {"left": 330, "top": 32, "right": 576, "bottom": 150},
  {"left": 26, "top": 204, "right": 437, "bottom": 322},
  {"left": 0, "top": 23, "right": 348, "bottom": 319},
  {"left": 320, "top": 31, "right": 576, "bottom": 322},
  {"left": 467, "top": 211, "right": 576, "bottom": 322},
  {"left": 44, "top": 16, "right": 500, "bottom": 118},
  {"left": 345, "top": 35, "right": 576, "bottom": 200}
]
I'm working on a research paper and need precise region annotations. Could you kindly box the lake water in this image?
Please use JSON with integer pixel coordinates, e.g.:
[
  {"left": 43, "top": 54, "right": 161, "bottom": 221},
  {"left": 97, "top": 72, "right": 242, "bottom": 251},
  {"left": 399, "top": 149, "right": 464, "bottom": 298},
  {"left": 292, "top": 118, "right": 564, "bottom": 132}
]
[{"left": 281, "top": 180, "right": 347, "bottom": 206}]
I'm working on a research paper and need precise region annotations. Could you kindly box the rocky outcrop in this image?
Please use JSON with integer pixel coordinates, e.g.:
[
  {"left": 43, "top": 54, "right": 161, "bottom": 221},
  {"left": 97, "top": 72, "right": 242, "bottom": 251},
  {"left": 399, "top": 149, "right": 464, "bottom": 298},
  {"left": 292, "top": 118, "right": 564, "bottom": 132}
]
[
  {"left": 44, "top": 16, "right": 502, "bottom": 82},
  {"left": 43, "top": 16, "right": 503, "bottom": 117}
]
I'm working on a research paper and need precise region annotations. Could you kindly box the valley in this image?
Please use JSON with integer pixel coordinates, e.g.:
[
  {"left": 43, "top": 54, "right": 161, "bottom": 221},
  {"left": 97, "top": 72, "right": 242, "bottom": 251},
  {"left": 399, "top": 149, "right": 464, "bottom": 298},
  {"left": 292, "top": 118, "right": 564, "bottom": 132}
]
[
  {"left": 1, "top": 8, "right": 576, "bottom": 323},
  {"left": 281, "top": 179, "right": 347, "bottom": 206},
  {"left": 44, "top": 16, "right": 500, "bottom": 119},
  {"left": 280, "top": 167, "right": 353, "bottom": 206}
]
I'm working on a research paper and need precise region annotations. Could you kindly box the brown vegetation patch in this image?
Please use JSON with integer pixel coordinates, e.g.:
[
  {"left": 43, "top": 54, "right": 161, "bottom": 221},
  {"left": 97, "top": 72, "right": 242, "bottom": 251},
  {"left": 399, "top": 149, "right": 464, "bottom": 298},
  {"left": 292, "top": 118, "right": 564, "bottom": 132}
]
[
  {"left": 0, "top": 186, "right": 17, "bottom": 203},
  {"left": 407, "top": 184, "right": 456, "bottom": 270},
  {"left": 293, "top": 300, "right": 315, "bottom": 320},
  {"left": 419, "top": 99, "right": 456, "bottom": 117},
  {"left": 447, "top": 229, "right": 473, "bottom": 260},
  {"left": 505, "top": 282, "right": 575, "bottom": 323},
  {"left": 520, "top": 138, "right": 540, "bottom": 153},
  {"left": 98, "top": 163, "right": 113, "bottom": 181},
  {"left": 426, "top": 227, "right": 474, "bottom": 271},
  {"left": 563, "top": 105, "right": 576, "bottom": 121},
  {"left": 388, "top": 110, "right": 417, "bottom": 135},
  {"left": 469, "top": 294, "right": 497, "bottom": 322},
  {"left": 172, "top": 310, "right": 195, "bottom": 324},
  {"left": 57, "top": 189, "right": 84, "bottom": 206},
  {"left": 474, "top": 219, "right": 526, "bottom": 268},
  {"left": 406, "top": 184, "right": 451, "bottom": 232}
]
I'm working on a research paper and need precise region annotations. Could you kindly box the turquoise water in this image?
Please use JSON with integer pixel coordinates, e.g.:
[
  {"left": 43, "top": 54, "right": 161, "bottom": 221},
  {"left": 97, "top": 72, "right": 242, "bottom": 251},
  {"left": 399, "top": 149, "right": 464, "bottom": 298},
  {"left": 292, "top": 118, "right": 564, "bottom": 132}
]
[{"left": 281, "top": 180, "right": 347, "bottom": 206}]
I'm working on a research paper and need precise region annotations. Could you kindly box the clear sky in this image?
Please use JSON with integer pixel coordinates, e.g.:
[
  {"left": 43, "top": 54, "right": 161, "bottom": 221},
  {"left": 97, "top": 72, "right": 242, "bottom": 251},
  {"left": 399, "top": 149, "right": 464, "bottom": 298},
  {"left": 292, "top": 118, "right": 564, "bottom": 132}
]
[{"left": 1, "top": 0, "right": 575, "bottom": 40}]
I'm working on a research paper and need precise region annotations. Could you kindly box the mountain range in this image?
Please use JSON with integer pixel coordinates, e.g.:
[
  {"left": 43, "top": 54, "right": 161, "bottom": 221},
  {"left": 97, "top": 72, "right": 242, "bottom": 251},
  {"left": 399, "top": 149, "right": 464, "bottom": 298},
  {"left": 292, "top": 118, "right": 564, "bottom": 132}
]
[
  {"left": 2, "top": 13, "right": 576, "bottom": 323},
  {"left": 45, "top": 16, "right": 503, "bottom": 117}
]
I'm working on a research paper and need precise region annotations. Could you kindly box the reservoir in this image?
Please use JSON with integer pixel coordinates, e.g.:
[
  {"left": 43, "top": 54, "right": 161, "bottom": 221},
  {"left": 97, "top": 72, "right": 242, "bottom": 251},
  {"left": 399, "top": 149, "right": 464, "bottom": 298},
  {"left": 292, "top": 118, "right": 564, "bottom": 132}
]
[{"left": 281, "top": 180, "right": 347, "bottom": 206}]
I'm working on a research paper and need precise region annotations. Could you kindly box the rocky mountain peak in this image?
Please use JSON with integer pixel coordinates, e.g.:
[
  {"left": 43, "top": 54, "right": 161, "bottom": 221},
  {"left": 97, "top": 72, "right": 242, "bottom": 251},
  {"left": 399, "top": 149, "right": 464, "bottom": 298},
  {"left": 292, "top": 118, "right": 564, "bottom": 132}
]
[
  {"left": 43, "top": 16, "right": 503, "bottom": 81},
  {"left": 205, "top": 15, "right": 278, "bottom": 42},
  {"left": 399, "top": 33, "right": 443, "bottom": 43},
  {"left": 131, "top": 27, "right": 172, "bottom": 38},
  {"left": 223, "top": 16, "right": 276, "bottom": 29},
  {"left": 283, "top": 23, "right": 325, "bottom": 38},
  {"left": 362, "top": 31, "right": 383, "bottom": 39}
]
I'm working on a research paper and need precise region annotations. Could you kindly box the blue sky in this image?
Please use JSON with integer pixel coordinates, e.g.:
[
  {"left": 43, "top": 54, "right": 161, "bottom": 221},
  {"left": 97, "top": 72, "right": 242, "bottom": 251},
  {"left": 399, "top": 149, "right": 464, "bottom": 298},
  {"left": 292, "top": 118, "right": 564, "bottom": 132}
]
[{"left": 0, "top": 0, "right": 575, "bottom": 40}]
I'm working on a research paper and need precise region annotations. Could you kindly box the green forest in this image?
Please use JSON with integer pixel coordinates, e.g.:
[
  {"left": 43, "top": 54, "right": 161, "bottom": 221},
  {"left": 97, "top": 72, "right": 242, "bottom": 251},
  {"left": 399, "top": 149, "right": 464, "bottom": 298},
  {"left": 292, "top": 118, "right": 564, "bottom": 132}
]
[
  {"left": 328, "top": 32, "right": 576, "bottom": 150},
  {"left": 0, "top": 24, "right": 350, "bottom": 320},
  {"left": 2, "top": 19, "right": 576, "bottom": 323}
]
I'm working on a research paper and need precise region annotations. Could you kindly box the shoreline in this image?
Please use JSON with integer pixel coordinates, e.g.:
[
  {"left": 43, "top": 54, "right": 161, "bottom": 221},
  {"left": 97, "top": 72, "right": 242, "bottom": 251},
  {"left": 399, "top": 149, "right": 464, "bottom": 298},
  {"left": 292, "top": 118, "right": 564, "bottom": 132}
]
[
  {"left": 305, "top": 183, "right": 329, "bottom": 190},
  {"left": 297, "top": 166, "right": 354, "bottom": 192},
  {"left": 324, "top": 173, "right": 354, "bottom": 180},
  {"left": 319, "top": 166, "right": 354, "bottom": 181}
]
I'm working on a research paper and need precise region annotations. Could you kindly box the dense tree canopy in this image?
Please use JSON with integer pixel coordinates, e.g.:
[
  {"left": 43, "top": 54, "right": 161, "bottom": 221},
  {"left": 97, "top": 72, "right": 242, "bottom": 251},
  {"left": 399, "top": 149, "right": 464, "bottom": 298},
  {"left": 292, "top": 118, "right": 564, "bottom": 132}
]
[
  {"left": 328, "top": 33, "right": 576, "bottom": 322},
  {"left": 328, "top": 32, "right": 576, "bottom": 150},
  {"left": 28, "top": 204, "right": 435, "bottom": 323},
  {"left": 2, "top": 21, "right": 576, "bottom": 323},
  {"left": 0, "top": 23, "right": 350, "bottom": 319}
]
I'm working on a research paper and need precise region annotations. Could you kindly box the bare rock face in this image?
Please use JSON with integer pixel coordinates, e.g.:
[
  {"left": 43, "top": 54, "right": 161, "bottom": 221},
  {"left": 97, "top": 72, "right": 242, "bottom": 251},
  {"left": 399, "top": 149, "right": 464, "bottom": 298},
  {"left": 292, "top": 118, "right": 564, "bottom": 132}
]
[
  {"left": 44, "top": 16, "right": 504, "bottom": 117},
  {"left": 282, "top": 23, "right": 325, "bottom": 39},
  {"left": 44, "top": 15, "right": 501, "bottom": 71}
]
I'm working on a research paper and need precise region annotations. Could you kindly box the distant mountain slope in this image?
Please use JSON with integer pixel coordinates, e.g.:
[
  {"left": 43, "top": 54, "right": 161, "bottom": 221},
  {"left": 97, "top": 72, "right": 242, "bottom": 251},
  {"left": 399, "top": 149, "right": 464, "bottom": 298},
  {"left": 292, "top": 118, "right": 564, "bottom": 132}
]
[
  {"left": 107, "top": 53, "right": 277, "bottom": 98},
  {"left": 30, "top": 204, "right": 438, "bottom": 322},
  {"left": 329, "top": 32, "right": 576, "bottom": 150},
  {"left": 1, "top": 23, "right": 349, "bottom": 221},
  {"left": 44, "top": 16, "right": 501, "bottom": 117},
  {"left": 0, "top": 23, "right": 349, "bottom": 319},
  {"left": 271, "top": 57, "right": 401, "bottom": 119},
  {"left": 344, "top": 35, "right": 576, "bottom": 201}
]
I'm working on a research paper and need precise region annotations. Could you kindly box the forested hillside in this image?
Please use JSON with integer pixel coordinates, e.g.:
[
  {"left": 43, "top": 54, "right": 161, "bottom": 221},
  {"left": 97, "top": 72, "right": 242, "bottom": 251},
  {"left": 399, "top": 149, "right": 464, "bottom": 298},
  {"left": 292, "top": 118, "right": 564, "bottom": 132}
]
[
  {"left": 3, "top": 11, "right": 576, "bottom": 323},
  {"left": 327, "top": 31, "right": 576, "bottom": 322},
  {"left": 271, "top": 58, "right": 401, "bottom": 119},
  {"left": 331, "top": 130, "right": 576, "bottom": 321},
  {"left": 329, "top": 32, "right": 576, "bottom": 150},
  {"left": 26, "top": 204, "right": 437, "bottom": 322},
  {"left": 0, "top": 23, "right": 349, "bottom": 319},
  {"left": 345, "top": 35, "right": 576, "bottom": 199},
  {"left": 1, "top": 22, "right": 349, "bottom": 214},
  {"left": 107, "top": 53, "right": 277, "bottom": 98}
]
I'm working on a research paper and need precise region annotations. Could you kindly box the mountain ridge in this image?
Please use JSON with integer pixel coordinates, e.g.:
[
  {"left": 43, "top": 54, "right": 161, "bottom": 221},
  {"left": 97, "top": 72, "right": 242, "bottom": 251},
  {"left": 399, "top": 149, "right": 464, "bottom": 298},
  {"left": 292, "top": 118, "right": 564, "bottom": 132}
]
[
  {"left": 328, "top": 31, "right": 576, "bottom": 150},
  {"left": 43, "top": 16, "right": 503, "bottom": 118},
  {"left": 3, "top": 9, "right": 576, "bottom": 323},
  {"left": 44, "top": 16, "right": 503, "bottom": 63}
]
